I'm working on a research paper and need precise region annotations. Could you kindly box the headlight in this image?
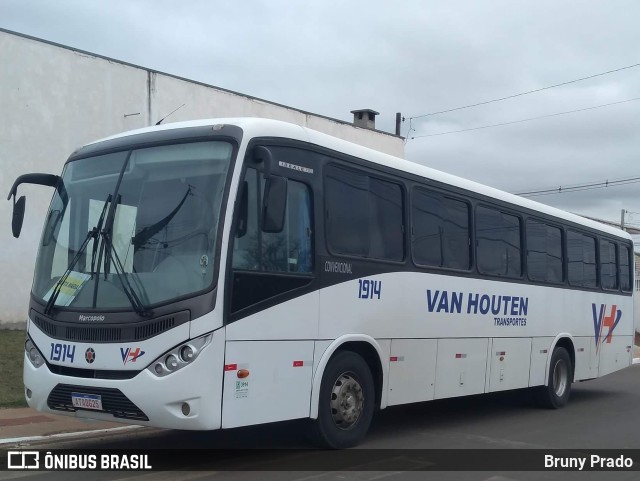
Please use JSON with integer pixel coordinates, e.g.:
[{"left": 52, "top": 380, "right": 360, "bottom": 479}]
[
  {"left": 148, "top": 333, "right": 212, "bottom": 377},
  {"left": 25, "top": 337, "right": 45, "bottom": 368}
]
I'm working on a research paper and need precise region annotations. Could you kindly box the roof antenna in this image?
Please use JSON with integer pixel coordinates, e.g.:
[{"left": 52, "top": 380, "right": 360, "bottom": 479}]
[{"left": 155, "top": 104, "right": 186, "bottom": 125}]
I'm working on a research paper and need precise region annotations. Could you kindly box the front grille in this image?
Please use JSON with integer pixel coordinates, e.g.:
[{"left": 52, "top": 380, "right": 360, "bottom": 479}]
[
  {"left": 65, "top": 325, "right": 122, "bottom": 342},
  {"left": 31, "top": 310, "right": 189, "bottom": 343},
  {"left": 47, "top": 384, "right": 148, "bottom": 421},
  {"left": 48, "top": 364, "right": 139, "bottom": 380}
]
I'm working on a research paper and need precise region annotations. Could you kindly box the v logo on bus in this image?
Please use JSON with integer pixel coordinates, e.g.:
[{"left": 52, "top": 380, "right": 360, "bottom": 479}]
[
  {"left": 592, "top": 304, "right": 621, "bottom": 354},
  {"left": 120, "top": 347, "right": 145, "bottom": 365}
]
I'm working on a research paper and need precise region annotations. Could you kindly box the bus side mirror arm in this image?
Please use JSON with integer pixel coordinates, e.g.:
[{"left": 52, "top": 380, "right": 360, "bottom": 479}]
[
  {"left": 7, "top": 173, "right": 65, "bottom": 238},
  {"left": 252, "top": 146, "right": 273, "bottom": 172}
]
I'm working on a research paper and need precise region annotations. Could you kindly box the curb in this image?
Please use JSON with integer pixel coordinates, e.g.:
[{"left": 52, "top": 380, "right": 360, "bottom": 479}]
[{"left": 0, "top": 425, "right": 142, "bottom": 446}]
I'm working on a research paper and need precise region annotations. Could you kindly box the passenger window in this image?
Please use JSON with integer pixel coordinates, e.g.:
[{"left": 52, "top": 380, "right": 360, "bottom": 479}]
[
  {"left": 619, "top": 244, "right": 632, "bottom": 292},
  {"left": 412, "top": 188, "right": 470, "bottom": 270},
  {"left": 526, "top": 220, "right": 563, "bottom": 283},
  {"left": 600, "top": 240, "right": 617, "bottom": 290},
  {"left": 325, "top": 165, "right": 403, "bottom": 261},
  {"left": 567, "top": 231, "right": 597, "bottom": 287},
  {"left": 476, "top": 206, "right": 521, "bottom": 278}
]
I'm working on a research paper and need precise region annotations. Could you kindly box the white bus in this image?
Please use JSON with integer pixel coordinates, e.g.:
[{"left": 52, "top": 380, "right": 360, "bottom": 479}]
[{"left": 8, "top": 118, "right": 634, "bottom": 448}]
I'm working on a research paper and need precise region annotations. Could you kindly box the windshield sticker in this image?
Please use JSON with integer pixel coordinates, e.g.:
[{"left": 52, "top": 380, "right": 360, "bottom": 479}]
[{"left": 43, "top": 271, "right": 91, "bottom": 307}]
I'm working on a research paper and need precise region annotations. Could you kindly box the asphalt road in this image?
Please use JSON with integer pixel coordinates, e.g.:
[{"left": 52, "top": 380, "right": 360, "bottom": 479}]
[{"left": 2, "top": 364, "right": 640, "bottom": 481}]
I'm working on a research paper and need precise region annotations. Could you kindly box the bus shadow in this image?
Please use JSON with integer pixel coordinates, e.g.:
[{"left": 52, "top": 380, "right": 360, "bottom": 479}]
[{"left": 57, "top": 383, "right": 622, "bottom": 451}]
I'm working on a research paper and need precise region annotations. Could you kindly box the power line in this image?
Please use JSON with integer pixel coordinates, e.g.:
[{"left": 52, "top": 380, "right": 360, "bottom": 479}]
[
  {"left": 516, "top": 175, "right": 640, "bottom": 197},
  {"left": 410, "top": 97, "right": 640, "bottom": 139},
  {"left": 407, "top": 62, "right": 640, "bottom": 120}
]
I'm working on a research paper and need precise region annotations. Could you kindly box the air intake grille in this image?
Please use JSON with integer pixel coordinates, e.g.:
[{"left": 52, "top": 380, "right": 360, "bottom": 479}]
[
  {"left": 47, "top": 384, "right": 148, "bottom": 421},
  {"left": 31, "top": 310, "right": 189, "bottom": 343},
  {"left": 65, "top": 325, "right": 122, "bottom": 342},
  {"left": 48, "top": 364, "right": 139, "bottom": 380}
]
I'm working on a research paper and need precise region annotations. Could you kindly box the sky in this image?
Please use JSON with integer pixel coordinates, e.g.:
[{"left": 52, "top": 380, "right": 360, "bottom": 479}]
[{"left": 2, "top": 0, "right": 640, "bottom": 231}]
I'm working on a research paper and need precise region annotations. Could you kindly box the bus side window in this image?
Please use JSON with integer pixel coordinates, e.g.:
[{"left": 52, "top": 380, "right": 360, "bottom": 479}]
[
  {"left": 324, "top": 164, "right": 404, "bottom": 261},
  {"left": 261, "top": 180, "right": 313, "bottom": 273},
  {"left": 619, "top": 244, "right": 632, "bottom": 292},
  {"left": 476, "top": 206, "right": 522, "bottom": 278},
  {"left": 412, "top": 188, "right": 470, "bottom": 270},
  {"left": 600, "top": 239, "right": 617, "bottom": 290},
  {"left": 230, "top": 167, "right": 314, "bottom": 315},
  {"left": 526, "top": 220, "right": 563, "bottom": 284},
  {"left": 567, "top": 231, "right": 597, "bottom": 288}
]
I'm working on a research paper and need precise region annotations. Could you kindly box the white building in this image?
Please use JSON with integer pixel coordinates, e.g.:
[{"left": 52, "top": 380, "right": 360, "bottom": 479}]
[{"left": 0, "top": 28, "right": 403, "bottom": 327}]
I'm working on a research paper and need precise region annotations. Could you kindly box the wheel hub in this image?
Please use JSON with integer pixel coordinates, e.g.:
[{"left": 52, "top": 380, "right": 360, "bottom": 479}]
[
  {"left": 553, "top": 359, "right": 568, "bottom": 397},
  {"left": 330, "top": 372, "right": 364, "bottom": 430}
]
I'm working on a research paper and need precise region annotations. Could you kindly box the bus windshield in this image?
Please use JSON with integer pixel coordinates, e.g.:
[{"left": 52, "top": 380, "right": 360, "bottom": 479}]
[{"left": 33, "top": 141, "right": 233, "bottom": 313}]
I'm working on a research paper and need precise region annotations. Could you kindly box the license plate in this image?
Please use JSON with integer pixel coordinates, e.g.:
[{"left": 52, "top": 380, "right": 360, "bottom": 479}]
[{"left": 71, "top": 392, "right": 103, "bottom": 411}]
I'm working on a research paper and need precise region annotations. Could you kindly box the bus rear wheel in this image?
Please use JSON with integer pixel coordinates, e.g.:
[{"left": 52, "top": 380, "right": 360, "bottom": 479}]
[
  {"left": 308, "top": 350, "right": 374, "bottom": 449},
  {"left": 535, "top": 346, "right": 572, "bottom": 409}
]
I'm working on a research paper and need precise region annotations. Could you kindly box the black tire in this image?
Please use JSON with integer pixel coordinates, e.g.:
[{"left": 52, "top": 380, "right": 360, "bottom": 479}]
[
  {"left": 535, "top": 346, "right": 573, "bottom": 409},
  {"left": 308, "top": 350, "right": 375, "bottom": 449}
]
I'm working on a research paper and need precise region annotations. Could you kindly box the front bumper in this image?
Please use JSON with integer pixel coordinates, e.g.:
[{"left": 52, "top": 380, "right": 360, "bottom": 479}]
[{"left": 23, "top": 328, "right": 226, "bottom": 430}]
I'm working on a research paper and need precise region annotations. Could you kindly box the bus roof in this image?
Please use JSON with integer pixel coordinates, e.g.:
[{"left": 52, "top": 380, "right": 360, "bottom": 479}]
[{"left": 91, "top": 117, "right": 632, "bottom": 241}]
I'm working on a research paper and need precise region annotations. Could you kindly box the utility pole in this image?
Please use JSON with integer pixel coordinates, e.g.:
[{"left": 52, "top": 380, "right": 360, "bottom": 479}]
[{"left": 621, "top": 209, "right": 626, "bottom": 230}]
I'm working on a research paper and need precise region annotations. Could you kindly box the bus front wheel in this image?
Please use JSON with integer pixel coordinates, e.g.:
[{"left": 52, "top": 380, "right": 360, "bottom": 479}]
[
  {"left": 535, "top": 346, "right": 572, "bottom": 409},
  {"left": 308, "top": 350, "right": 375, "bottom": 449}
]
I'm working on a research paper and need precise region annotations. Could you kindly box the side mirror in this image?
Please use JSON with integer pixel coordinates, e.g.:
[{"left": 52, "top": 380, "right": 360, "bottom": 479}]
[
  {"left": 7, "top": 173, "right": 67, "bottom": 239},
  {"left": 12, "top": 196, "right": 26, "bottom": 238},
  {"left": 262, "top": 176, "right": 287, "bottom": 233}
]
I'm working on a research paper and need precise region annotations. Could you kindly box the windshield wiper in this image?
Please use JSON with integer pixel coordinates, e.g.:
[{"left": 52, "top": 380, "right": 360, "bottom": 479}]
[
  {"left": 101, "top": 229, "right": 152, "bottom": 317},
  {"left": 44, "top": 227, "right": 98, "bottom": 315},
  {"left": 132, "top": 186, "right": 192, "bottom": 249},
  {"left": 90, "top": 194, "right": 111, "bottom": 277},
  {"left": 87, "top": 194, "right": 151, "bottom": 317},
  {"left": 44, "top": 197, "right": 112, "bottom": 315}
]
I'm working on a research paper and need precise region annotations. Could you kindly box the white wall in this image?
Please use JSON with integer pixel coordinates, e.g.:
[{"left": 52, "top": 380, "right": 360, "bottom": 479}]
[{"left": 0, "top": 29, "right": 403, "bottom": 325}]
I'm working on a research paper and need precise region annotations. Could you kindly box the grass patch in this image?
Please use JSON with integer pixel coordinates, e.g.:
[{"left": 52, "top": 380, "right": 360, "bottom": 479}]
[{"left": 0, "top": 330, "right": 27, "bottom": 408}]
